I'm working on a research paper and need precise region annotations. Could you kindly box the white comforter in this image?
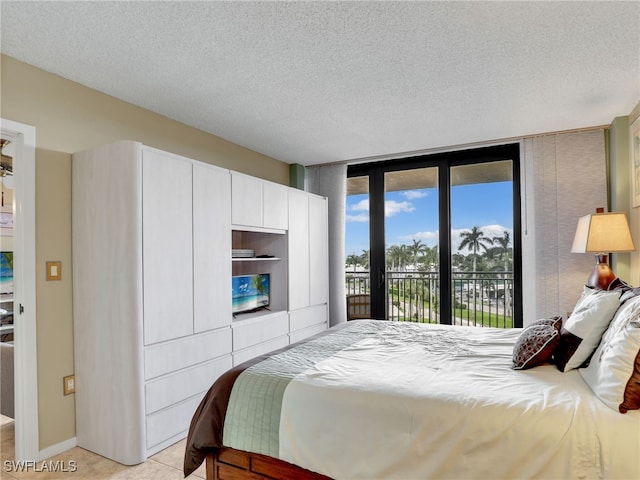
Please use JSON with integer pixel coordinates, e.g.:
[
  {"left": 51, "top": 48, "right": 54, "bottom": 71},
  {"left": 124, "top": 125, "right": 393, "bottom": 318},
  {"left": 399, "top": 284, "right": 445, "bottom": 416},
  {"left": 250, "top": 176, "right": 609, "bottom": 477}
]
[{"left": 279, "top": 321, "right": 640, "bottom": 480}]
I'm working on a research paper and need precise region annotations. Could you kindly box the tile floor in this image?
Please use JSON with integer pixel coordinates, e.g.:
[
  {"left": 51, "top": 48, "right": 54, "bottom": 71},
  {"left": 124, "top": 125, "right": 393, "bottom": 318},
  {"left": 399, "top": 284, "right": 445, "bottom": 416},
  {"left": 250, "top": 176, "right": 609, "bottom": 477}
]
[{"left": 0, "top": 416, "right": 206, "bottom": 479}]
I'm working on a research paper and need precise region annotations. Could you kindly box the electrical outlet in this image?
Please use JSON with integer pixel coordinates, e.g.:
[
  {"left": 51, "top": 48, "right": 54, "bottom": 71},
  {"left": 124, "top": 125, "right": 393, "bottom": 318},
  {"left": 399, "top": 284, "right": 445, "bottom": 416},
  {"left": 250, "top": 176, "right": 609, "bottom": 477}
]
[{"left": 63, "top": 375, "right": 75, "bottom": 395}]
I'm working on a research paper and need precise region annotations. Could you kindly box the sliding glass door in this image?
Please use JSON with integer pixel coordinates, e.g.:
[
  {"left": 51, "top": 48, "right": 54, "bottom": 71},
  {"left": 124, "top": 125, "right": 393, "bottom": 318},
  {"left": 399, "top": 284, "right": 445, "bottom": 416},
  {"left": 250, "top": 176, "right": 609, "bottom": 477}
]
[
  {"left": 450, "top": 160, "right": 515, "bottom": 327},
  {"left": 346, "top": 144, "right": 522, "bottom": 327},
  {"left": 384, "top": 167, "right": 440, "bottom": 322}
]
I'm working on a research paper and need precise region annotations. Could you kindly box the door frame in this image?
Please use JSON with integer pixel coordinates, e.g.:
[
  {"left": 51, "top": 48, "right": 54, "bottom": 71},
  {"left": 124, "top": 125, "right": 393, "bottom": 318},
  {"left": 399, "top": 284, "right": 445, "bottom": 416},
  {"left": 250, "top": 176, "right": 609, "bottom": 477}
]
[{"left": 1, "top": 118, "right": 39, "bottom": 461}]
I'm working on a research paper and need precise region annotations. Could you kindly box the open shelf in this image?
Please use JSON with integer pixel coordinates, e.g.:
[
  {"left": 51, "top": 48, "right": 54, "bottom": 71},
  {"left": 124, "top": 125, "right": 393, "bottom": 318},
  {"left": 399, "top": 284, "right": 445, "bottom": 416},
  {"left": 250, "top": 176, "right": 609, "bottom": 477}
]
[{"left": 231, "top": 228, "right": 288, "bottom": 319}]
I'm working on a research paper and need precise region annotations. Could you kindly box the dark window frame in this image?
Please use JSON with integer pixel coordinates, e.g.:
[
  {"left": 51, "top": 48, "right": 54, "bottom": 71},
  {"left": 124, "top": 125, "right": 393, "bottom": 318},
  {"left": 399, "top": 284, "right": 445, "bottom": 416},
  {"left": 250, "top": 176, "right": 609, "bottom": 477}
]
[{"left": 348, "top": 143, "right": 523, "bottom": 328}]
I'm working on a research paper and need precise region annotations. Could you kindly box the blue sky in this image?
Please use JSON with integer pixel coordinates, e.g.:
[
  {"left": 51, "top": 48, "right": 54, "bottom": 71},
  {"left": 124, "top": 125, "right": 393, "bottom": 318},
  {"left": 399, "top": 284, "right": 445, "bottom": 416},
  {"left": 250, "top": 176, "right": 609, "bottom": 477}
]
[{"left": 346, "top": 181, "right": 513, "bottom": 257}]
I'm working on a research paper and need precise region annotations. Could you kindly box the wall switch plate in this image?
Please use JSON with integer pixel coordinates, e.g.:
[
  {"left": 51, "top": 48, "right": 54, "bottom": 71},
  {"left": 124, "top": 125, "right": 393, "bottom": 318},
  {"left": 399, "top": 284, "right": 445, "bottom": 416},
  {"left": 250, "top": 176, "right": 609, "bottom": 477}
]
[
  {"left": 63, "top": 375, "right": 75, "bottom": 395},
  {"left": 46, "top": 261, "right": 62, "bottom": 281}
]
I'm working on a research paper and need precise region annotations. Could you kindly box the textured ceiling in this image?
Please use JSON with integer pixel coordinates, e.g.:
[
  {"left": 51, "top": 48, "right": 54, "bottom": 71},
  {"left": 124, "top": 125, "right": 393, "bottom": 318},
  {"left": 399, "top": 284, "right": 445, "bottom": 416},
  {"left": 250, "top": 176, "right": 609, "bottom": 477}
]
[{"left": 1, "top": 1, "right": 639, "bottom": 166}]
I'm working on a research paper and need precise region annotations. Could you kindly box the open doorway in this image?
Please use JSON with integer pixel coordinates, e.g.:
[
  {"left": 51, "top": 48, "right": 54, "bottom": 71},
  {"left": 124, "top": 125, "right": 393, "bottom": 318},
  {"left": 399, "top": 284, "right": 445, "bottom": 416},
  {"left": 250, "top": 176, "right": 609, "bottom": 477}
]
[
  {"left": 1, "top": 138, "right": 16, "bottom": 422},
  {"left": 0, "top": 119, "right": 38, "bottom": 462}
]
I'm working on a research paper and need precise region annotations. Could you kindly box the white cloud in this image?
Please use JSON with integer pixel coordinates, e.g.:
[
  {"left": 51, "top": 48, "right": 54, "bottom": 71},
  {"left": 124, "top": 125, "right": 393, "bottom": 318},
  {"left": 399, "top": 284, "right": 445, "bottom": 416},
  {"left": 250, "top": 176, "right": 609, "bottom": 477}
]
[
  {"left": 481, "top": 224, "right": 512, "bottom": 240},
  {"left": 385, "top": 200, "right": 415, "bottom": 217},
  {"left": 346, "top": 213, "right": 369, "bottom": 223},
  {"left": 346, "top": 199, "right": 370, "bottom": 222},
  {"left": 399, "top": 230, "right": 439, "bottom": 247},
  {"left": 402, "top": 190, "right": 428, "bottom": 200},
  {"left": 350, "top": 199, "right": 370, "bottom": 212},
  {"left": 347, "top": 198, "right": 415, "bottom": 219}
]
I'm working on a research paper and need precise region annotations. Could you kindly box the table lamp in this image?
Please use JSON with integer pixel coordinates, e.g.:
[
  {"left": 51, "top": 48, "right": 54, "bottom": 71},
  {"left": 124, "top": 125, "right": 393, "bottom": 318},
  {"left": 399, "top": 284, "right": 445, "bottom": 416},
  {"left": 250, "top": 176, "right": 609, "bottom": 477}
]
[{"left": 571, "top": 208, "right": 636, "bottom": 289}]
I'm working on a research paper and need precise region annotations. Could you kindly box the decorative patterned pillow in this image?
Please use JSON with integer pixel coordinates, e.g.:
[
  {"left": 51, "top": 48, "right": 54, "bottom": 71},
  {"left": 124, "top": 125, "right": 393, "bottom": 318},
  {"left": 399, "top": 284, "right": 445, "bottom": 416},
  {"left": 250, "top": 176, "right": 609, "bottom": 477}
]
[
  {"left": 512, "top": 318, "right": 562, "bottom": 370},
  {"left": 554, "top": 287, "right": 622, "bottom": 372},
  {"left": 530, "top": 316, "right": 563, "bottom": 331},
  {"left": 580, "top": 294, "right": 640, "bottom": 413}
]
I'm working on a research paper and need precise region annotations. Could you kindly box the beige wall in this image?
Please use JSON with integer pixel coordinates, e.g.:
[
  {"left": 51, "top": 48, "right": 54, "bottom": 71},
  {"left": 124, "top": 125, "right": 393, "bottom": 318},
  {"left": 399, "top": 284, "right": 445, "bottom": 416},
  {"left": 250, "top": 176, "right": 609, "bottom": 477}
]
[
  {"left": 1, "top": 55, "right": 289, "bottom": 450},
  {"left": 35, "top": 150, "right": 75, "bottom": 448},
  {"left": 1, "top": 56, "right": 289, "bottom": 182},
  {"left": 629, "top": 102, "right": 640, "bottom": 286}
]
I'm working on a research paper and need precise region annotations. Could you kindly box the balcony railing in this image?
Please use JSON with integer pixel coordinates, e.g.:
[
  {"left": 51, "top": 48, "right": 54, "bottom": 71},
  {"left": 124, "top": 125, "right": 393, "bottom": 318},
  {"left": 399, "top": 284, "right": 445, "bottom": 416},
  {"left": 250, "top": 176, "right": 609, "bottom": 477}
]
[{"left": 346, "top": 270, "right": 514, "bottom": 328}]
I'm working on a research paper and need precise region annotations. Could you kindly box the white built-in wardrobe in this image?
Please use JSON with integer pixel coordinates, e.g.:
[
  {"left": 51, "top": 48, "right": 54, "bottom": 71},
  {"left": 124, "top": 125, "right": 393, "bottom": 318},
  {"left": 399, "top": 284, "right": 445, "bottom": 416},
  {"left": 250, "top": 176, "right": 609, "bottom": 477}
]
[{"left": 72, "top": 141, "right": 328, "bottom": 464}]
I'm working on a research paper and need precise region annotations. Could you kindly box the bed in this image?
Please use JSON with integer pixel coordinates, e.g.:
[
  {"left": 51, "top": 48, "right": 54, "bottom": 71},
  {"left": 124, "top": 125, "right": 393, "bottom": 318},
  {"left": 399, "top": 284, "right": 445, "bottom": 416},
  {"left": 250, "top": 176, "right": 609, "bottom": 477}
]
[{"left": 184, "top": 287, "right": 640, "bottom": 480}]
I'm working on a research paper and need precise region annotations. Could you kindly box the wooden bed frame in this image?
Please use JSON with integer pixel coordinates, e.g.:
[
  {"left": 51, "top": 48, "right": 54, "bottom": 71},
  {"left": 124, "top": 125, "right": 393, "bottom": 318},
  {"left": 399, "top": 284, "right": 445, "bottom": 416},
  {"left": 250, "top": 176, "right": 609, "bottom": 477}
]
[{"left": 207, "top": 448, "right": 332, "bottom": 480}]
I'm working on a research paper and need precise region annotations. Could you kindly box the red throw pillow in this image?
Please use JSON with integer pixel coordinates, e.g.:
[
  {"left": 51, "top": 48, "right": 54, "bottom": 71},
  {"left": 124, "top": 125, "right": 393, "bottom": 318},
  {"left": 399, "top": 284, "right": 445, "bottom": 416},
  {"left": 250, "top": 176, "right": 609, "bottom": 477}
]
[{"left": 513, "top": 321, "right": 561, "bottom": 370}]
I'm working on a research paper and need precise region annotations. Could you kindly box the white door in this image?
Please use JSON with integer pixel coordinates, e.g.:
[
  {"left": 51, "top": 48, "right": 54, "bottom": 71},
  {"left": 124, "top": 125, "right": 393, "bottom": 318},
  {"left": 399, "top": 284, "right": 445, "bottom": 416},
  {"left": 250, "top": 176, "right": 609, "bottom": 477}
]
[
  {"left": 142, "top": 150, "right": 193, "bottom": 345},
  {"left": 193, "top": 163, "right": 232, "bottom": 332},
  {"left": 0, "top": 119, "right": 38, "bottom": 461},
  {"left": 309, "top": 195, "right": 329, "bottom": 306},
  {"left": 262, "top": 182, "right": 288, "bottom": 230},
  {"left": 231, "top": 173, "right": 263, "bottom": 227},
  {"left": 288, "top": 189, "right": 310, "bottom": 310}
]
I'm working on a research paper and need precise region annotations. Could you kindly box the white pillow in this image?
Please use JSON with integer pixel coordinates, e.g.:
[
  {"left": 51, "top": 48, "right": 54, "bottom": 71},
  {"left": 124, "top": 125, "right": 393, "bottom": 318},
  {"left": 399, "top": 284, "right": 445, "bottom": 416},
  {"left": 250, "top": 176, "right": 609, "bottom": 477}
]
[
  {"left": 580, "top": 295, "right": 640, "bottom": 413},
  {"left": 554, "top": 287, "right": 622, "bottom": 372}
]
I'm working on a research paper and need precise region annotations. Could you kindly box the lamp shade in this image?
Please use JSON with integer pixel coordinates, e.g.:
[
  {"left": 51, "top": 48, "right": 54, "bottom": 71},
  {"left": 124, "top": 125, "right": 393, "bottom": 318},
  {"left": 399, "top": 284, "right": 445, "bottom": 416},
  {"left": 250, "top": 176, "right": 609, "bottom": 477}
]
[{"left": 571, "top": 212, "right": 635, "bottom": 253}]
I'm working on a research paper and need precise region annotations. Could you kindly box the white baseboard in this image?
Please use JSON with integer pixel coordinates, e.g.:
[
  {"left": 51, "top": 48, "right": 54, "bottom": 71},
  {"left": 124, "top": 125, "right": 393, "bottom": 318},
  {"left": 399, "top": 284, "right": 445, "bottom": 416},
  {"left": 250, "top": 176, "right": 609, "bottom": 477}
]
[{"left": 38, "top": 437, "right": 77, "bottom": 461}]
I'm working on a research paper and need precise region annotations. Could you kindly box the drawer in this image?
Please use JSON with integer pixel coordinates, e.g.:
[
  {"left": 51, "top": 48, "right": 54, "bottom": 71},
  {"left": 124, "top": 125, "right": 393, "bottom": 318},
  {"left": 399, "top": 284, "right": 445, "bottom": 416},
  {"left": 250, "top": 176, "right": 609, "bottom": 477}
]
[
  {"left": 232, "top": 335, "right": 289, "bottom": 366},
  {"left": 144, "top": 328, "right": 232, "bottom": 380},
  {"left": 289, "top": 304, "right": 327, "bottom": 333},
  {"left": 145, "top": 355, "right": 232, "bottom": 415},
  {"left": 232, "top": 312, "right": 288, "bottom": 351},
  {"left": 146, "top": 394, "right": 202, "bottom": 450},
  {"left": 289, "top": 322, "right": 327, "bottom": 345}
]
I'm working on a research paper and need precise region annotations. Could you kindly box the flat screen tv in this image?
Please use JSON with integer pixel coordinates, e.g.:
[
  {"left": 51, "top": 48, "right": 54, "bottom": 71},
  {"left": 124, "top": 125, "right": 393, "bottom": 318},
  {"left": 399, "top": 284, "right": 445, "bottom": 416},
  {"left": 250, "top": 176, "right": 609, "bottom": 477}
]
[{"left": 232, "top": 273, "right": 270, "bottom": 314}]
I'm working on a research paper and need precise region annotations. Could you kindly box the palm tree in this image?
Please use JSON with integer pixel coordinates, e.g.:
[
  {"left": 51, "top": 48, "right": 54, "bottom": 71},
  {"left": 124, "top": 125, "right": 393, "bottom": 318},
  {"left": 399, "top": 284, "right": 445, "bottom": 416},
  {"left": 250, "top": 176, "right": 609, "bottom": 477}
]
[
  {"left": 397, "top": 244, "right": 410, "bottom": 271},
  {"left": 458, "top": 226, "right": 493, "bottom": 273},
  {"left": 451, "top": 252, "right": 464, "bottom": 270},
  {"left": 458, "top": 226, "right": 493, "bottom": 319},
  {"left": 492, "top": 231, "right": 511, "bottom": 273},
  {"left": 251, "top": 274, "right": 268, "bottom": 296},
  {"left": 419, "top": 245, "right": 439, "bottom": 271},
  {"left": 409, "top": 239, "right": 426, "bottom": 271},
  {"left": 483, "top": 247, "right": 501, "bottom": 267},
  {"left": 359, "top": 249, "right": 370, "bottom": 271},
  {"left": 346, "top": 253, "right": 360, "bottom": 273},
  {"left": 387, "top": 244, "right": 411, "bottom": 272},
  {"left": 492, "top": 230, "right": 512, "bottom": 316},
  {"left": 386, "top": 245, "right": 400, "bottom": 271}
]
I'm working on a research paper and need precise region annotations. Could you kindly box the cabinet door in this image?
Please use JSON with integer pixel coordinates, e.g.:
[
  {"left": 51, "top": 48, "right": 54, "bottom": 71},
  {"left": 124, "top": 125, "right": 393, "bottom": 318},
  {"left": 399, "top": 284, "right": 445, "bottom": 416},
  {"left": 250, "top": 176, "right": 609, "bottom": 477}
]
[
  {"left": 142, "top": 150, "right": 194, "bottom": 345},
  {"left": 288, "top": 189, "right": 310, "bottom": 310},
  {"left": 289, "top": 304, "right": 327, "bottom": 333},
  {"left": 309, "top": 195, "right": 329, "bottom": 306},
  {"left": 232, "top": 312, "right": 289, "bottom": 352},
  {"left": 231, "top": 173, "right": 263, "bottom": 227},
  {"left": 262, "top": 181, "right": 288, "bottom": 230},
  {"left": 193, "top": 163, "right": 232, "bottom": 332}
]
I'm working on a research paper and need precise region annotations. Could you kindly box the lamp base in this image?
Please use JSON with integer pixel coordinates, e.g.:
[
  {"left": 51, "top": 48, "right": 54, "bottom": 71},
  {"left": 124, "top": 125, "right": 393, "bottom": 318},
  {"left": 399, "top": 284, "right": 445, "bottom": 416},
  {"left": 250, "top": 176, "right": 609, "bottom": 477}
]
[{"left": 586, "top": 254, "right": 616, "bottom": 290}]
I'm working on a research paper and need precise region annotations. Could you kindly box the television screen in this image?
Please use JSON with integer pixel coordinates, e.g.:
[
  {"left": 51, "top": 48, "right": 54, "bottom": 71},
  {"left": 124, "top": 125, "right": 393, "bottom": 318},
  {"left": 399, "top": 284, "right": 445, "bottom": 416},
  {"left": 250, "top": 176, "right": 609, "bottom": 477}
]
[{"left": 232, "top": 273, "right": 270, "bottom": 314}]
